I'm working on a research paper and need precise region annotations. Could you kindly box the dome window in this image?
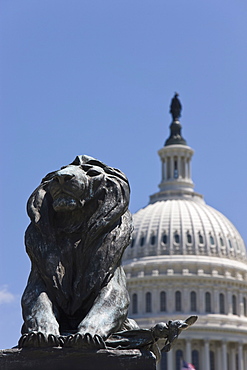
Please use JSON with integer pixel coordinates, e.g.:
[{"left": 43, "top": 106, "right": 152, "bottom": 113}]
[
  {"left": 219, "top": 293, "right": 225, "bottom": 314},
  {"left": 146, "top": 292, "right": 152, "bottom": 313},
  {"left": 205, "top": 292, "right": 212, "bottom": 313},
  {"left": 161, "top": 352, "right": 167, "bottom": 369},
  {"left": 162, "top": 233, "right": 167, "bottom": 244},
  {"left": 176, "top": 350, "right": 183, "bottom": 370},
  {"left": 220, "top": 237, "right": 224, "bottom": 247},
  {"left": 174, "top": 232, "right": 180, "bottom": 244},
  {"left": 160, "top": 291, "right": 166, "bottom": 312},
  {"left": 140, "top": 235, "right": 145, "bottom": 247},
  {"left": 236, "top": 240, "right": 240, "bottom": 251},
  {"left": 209, "top": 235, "right": 215, "bottom": 245},
  {"left": 228, "top": 239, "right": 233, "bottom": 249},
  {"left": 198, "top": 233, "right": 204, "bottom": 244},
  {"left": 174, "top": 159, "right": 178, "bottom": 179},
  {"left": 243, "top": 297, "right": 247, "bottom": 317},
  {"left": 210, "top": 351, "right": 215, "bottom": 370},
  {"left": 187, "top": 232, "right": 192, "bottom": 244},
  {"left": 132, "top": 293, "right": 138, "bottom": 314},
  {"left": 190, "top": 291, "right": 197, "bottom": 312},
  {"left": 150, "top": 234, "right": 156, "bottom": 245},
  {"left": 232, "top": 295, "right": 237, "bottom": 315},
  {"left": 192, "top": 350, "right": 200, "bottom": 370},
  {"left": 175, "top": 291, "right": 182, "bottom": 312}
]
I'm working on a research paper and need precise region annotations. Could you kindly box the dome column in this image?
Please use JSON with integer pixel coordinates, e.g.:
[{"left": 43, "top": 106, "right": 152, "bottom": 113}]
[
  {"left": 167, "top": 287, "right": 173, "bottom": 313},
  {"left": 171, "top": 156, "right": 174, "bottom": 180},
  {"left": 199, "top": 288, "right": 204, "bottom": 314},
  {"left": 244, "top": 348, "right": 247, "bottom": 370},
  {"left": 139, "top": 287, "right": 144, "bottom": 315},
  {"left": 214, "top": 288, "right": 219, "bottom": 314},
  {"left": 239, "top": 292, "right": 244, "bottom": 316},
  {"left": 185, "top": 339, "right": 191, "bottom": 364},
  {"left": 204, "top": 339, "right": 210, "bottom": 370},
  {"left": 230, "top": 346, "right": 236, "bottom": 370},
  {"left": 167, "top": 350, "right": 173, "bottom": 369},
  {"left": 162, "top": 159, "right": 165, "bottom": 181},
  {"left": 238, "top": 342, "right": 244, "bottom": 370},
  {"left": 222, "top": 341, "right": 228, "bottom": 370},
  {"left": 178, "top": 156, "right": 182, "bottom": 178},
  {"left": 216, "top": 343, "right": 221, "bottom": 369},
  {"left": 227, "top": 290, "right": 233, "bottom": 314}
]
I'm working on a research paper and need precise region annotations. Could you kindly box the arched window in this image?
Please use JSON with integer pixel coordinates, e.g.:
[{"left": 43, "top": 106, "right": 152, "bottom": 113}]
[
  {"left": 160, "top": 291, "right": 166, "bottom": 312},
  {"left": 190, "top": 291, "right": 197, "bottom": 312},
  {"left": 220, "top": 237, "right": 224, "bottom": 246},
  {"left": 176, "top": 350, "right": 183, "bottom": 370},
  {"left": 175, "top": 291, "right": 182, "bottom": 312},
  {"left": 160, "top": 352, "right": 167, "bottom": 370},
  {"left": 174, "top": 232, "right": 180, "bottom": 244},
  {"left": 243, "top": 297, "right": 247, "bottom": 316},
  {"left": 150, "top": 234, "right": 156, "bottom": 245},
  {"left": 162, "top": 233, "right": 167, "bottom": 244},
  {"left": 210, "top": 351, "right": 215, "bottom": 370},
  {"left": 192, "top": 350, "right": 199, "bottom": 370},
  {"left": 210, "top": 235, "right": 215, "bottom": 245},
  {"left": 187, "top": 232, "right": 192, "bottom": 244},
  {"left": 132, "top": 293, "right": 138, "bottom": 314},
  {"left": 219, "top": 293, "right": 225, "bottom": 314},
  {"left": 174, "top": 159, "right": 178, "bottom": 179},
  {"left": 140, "top": 235, "right": 145, "bottom": 246},
  {"left": 205, "top": 292, "right": 211, "bottom": 313},
  {"left": 232, "top": 294, "right": 237, "bottom": 315},
  {"left": 228, "top": 239, "right": 232, "bottom": 249},
  {"left": 146, "top": 292, "right": 152, "bottom": 313},
  {"left": 198, "top": 233, "right": 204, "bottom": 244}
]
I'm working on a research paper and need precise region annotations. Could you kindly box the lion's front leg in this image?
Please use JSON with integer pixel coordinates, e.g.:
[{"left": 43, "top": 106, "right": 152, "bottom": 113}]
[
  {"left": 19, "top": 268, "right": 61, "bottom": 348},
  {"left": 65, "top": 266, "right": 129, "bottom": 348}
]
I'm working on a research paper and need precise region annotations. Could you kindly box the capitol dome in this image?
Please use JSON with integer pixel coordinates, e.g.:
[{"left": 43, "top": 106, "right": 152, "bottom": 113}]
[
  {"left": 124, "top": 198, "right": 246, "bottom": 262},
  {"left": 123, "top": 94, "right": 247, "bottom": 370}
]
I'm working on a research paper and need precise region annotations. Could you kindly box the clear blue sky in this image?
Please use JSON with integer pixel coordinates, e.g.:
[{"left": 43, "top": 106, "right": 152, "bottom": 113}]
[{"left": 1, "top": 0, "right": 247, "bottom": 349}]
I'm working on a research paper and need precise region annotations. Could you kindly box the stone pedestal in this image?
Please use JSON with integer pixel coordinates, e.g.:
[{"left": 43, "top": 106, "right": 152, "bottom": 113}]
[{"left": 0, "top": 347, "right": 156, "bottom": 370}]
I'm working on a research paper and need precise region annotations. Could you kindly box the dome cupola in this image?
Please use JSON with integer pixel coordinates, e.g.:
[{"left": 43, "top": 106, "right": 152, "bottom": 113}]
[{"left": 150, "top": 93, "right": 202, "bottom": 203}]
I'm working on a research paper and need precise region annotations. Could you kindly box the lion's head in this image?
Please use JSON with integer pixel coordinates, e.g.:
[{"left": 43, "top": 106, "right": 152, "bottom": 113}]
[{"left": 27, "top": 155, "right": 131, "bottom": 235}]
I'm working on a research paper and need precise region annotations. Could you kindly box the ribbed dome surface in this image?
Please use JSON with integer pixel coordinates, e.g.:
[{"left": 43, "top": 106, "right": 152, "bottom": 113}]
[{"left": 123, "top": 199, "right": 247, "bottom": 262}]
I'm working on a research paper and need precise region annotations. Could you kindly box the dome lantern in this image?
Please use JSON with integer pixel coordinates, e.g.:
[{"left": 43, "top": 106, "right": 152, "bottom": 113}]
[{"left": 150, "top": 94, "right": 203, "bottom": 204}]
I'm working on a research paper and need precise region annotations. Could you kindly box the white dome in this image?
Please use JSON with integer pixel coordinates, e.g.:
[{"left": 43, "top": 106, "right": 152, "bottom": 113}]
[{"left": 123, "top": 199, "right": 247, "bottom": 262}]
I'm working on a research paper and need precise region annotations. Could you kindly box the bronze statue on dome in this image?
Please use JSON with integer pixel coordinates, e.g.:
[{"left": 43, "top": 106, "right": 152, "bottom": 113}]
[{"left": 170, "top": 92, "right": 182, "bottom": 121}]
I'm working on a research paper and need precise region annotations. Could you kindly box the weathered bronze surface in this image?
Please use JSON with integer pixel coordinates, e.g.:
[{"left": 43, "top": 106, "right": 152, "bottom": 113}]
[{"left": 20, "top": 155, "right": 136, "bottom": 349}]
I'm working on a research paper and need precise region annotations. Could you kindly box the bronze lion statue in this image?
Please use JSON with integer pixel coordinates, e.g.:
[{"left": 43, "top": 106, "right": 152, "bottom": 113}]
[
  {"left": 19, "top": 154, "right": 197, "bottom": 355},
  {"left": 19, "top": 155, "right": 136, "bottom": 348}
]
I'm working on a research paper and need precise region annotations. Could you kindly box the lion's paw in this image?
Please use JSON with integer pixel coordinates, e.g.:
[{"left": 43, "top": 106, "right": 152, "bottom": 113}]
[
  {"left": 18, "top": 332, "right": 64, "bottom": 348},
  {"left": 64, "top": 333, "right": 106, "bottom": 349}
]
